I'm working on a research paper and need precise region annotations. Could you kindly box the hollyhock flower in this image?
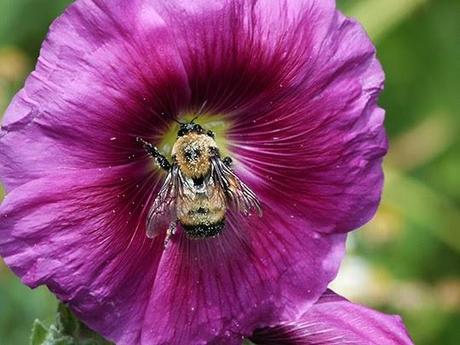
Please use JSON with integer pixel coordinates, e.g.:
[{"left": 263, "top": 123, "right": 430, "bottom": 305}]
[
  {"left": 249, "top": 290, "right": 414, "bottom": 345},
  {"left": 0, "top": 0, "right": 386, "bottom": 344}
]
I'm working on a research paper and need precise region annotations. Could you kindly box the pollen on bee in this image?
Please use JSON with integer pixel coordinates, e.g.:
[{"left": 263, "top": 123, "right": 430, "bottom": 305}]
[{"left": 173, "top": 133, "right": 216, "bottom": 179}]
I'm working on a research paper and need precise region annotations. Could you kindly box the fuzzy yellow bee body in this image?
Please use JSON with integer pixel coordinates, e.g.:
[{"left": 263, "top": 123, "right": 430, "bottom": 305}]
[{"left": 138, "top": 121, "right": 261, "bottom": 243}]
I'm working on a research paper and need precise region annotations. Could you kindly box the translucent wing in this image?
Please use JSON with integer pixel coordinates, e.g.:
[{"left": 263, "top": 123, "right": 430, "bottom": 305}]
[
  {"left": 211, "top": 157, "right": 262, "bottom": 217},
  {"left": 146, "top": 163, "right": 182, "bottom": 238}
]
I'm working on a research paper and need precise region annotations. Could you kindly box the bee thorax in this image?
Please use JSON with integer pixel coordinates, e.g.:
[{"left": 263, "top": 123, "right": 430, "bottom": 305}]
[{"left": 172, "top": 133, "right": 217, "bottom": 178}]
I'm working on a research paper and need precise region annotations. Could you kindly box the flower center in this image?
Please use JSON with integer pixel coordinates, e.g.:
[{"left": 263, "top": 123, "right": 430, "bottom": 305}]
[{"left": 158, "top": 113, "right": 231, "bottom": 160}]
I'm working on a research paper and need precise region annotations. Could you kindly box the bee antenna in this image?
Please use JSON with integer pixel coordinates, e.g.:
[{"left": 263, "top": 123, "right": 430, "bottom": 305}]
[
  {"left": 172, "top": 118, "right": 184, "bottom": 125},
  {"left": 191, "top": 100, "right": 208, "bottom": 123}
]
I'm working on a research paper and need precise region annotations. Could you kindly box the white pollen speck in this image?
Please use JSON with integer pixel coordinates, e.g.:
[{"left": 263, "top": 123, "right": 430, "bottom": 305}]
[{"left": 110, "top": 137, "right": 117, "bottom": 141}]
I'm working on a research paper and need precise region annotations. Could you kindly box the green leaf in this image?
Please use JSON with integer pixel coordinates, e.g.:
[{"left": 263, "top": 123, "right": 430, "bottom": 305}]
[
  {"left": 78, "top": 322, "right": 113, "bottom": 344},
  {"left": 81, "top": 337, "right": 110, "bottom": 344},
  {"left": 30, "top": 320, "right": 48, "bottom": 345},
  {"left": 56, "top": 304, "right": 80, "bottom": 336},
  {"left": 29, "top": 304, "right": 113, "bottom": 345},
  {"left": 47, "top": 335, "right": 75, "bottom": 345}
]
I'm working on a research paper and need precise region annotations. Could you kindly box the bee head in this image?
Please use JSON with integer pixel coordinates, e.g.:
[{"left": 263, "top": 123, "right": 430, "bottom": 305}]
[{"left": 177, "top": 122, "right": 204, "bottom": 137}]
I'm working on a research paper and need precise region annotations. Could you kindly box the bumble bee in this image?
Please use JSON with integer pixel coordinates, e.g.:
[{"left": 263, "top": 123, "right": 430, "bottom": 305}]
[{"left": 137, "top": 120, "right": 262, "bottom": 244}]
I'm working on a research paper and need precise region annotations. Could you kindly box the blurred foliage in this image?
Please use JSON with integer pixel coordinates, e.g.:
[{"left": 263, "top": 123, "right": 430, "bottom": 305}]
[
  {"left": 30, "top": 304, "right": 113, "bottom": 345},
  {"left": 0, "top": 262, "right": 56, "bottom": 345},
  {"left": 0, "top": 0, "right": 70, "bottom": 57},
  {"left": 335, "top": 1, "right": 460, "bottom": 344},
  {"left": 0, "top": 0, "right": 459, "bottom": 344}
]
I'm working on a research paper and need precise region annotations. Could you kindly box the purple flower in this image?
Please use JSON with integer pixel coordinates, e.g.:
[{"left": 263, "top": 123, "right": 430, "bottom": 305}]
[
  {"left": 249, "top": 290, "right": 414, "bottom": 345},
  {"left": 0, "top": 0, "right": 386, "bottom": 344}
]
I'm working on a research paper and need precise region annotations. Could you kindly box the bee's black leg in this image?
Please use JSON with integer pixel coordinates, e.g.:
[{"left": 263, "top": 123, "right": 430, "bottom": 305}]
[
  {"left": 136, "top": 137, "right": 171, "bottom": 171},
  {"left": 209, "top": 148, "right": 232, "bottom": 169},
  {"left": 164, "top": 221, "right": 177, "bottom": 247},
  {"left": 222, "top": 156, "right": 233, "bottom": 168}
]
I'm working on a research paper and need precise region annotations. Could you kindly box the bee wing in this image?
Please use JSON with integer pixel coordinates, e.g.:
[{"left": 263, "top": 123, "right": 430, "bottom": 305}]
[
  {"left": 146, "top": 163, "right": 182, "bottom": 238},
  {"left": 211, "top": 157, "right": 262, "bottom": 217}
]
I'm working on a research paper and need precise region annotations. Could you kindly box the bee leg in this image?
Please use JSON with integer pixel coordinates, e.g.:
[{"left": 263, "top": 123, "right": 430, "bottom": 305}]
[
  {"left": 222, "top": 156, "right": 233, "bottom": 169},
  {"left": 136, "top": 137, "right": 171, "bottom": 171},
  {"left": 164, "top": 221, "right": 177, "bottom": 247}
]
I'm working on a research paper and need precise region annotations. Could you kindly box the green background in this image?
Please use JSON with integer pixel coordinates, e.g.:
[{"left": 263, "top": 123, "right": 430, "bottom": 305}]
[{"left": 0, "top": 0, "right": 459, "bottom": 344}]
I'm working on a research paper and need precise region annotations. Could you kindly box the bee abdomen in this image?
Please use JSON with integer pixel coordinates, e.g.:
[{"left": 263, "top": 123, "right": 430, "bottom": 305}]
[{"left": 181, "top": 221, "right": 225, "bottom": 239}]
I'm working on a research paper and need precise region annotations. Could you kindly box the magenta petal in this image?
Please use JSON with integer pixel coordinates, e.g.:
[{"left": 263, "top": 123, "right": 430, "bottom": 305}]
[
  {"left": 0, "top": 0, "right": 190, "bottom": 191},
  {"left": 1, "top": 0, "right": 385, "bottom": 228},
  {"left": 228, "top": 8, "right": 386, "bottom": 235},
  {"left": 250, "top": 290, "right": 414, "bottom": 345},
  {"left": 141, "top": 214, "right": 345, "bottom": 344},
  {"left": 0, "top": 167, "right": 345, "bottom": 344},
  {"left": 0, "top": 166, "right": 166, "bottom": 344}
]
